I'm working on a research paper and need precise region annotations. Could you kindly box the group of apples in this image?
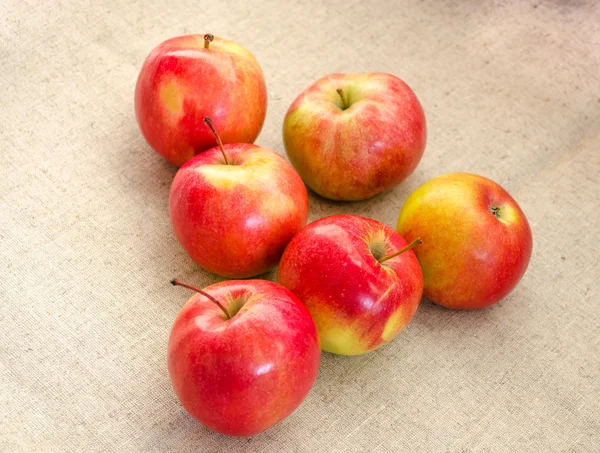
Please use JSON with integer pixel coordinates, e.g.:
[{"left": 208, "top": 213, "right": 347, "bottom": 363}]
[{"left": 135, "top": 34, "right": 533, "bottom": 437}]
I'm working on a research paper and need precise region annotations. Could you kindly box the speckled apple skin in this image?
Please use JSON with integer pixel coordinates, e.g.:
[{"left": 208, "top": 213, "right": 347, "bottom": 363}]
[
  {"left": 168, "top": 280, "right": 321, "bottom": 436},
  {"left": 277, "top": 214, "right": 423, "bottom": 355},
  {"left": 135, "top": 34, "right": 267, "bottom": 166},
  {"left": 283, "top": 73, "right": 426, "bottom": 201},
  {"left": 397, "top": 172, "right": 533, "bottom": 309},
  {"left": 169, "top": 144, "right": 308, "bottom": 278}
]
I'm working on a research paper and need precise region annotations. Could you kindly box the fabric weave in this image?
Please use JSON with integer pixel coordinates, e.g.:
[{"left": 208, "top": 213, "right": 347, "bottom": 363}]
[{"left": 1, "top": 0, "right": 599, "bottom": 451}]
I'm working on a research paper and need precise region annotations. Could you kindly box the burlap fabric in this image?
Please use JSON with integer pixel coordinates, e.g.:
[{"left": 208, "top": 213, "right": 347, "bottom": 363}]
[{"left": 1, "top": 0, "right": 598, "bottom": 451}]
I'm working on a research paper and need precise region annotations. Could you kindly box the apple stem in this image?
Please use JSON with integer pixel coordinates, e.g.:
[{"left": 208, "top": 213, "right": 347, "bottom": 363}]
[
  {"left": 171, "top": 278, "right": 231, "bottom": 319},
  {"left": 203, "top": 33, "right": 214, "bottom": 49},
  {"left": 336, "top": 88, "right": 349, "bottom": 110},
  {"left": 378, "top": 237, "right": 423, "bottom": 264},
  {"left": 203, "top": 117, "right": 229, "bottom": 165}
]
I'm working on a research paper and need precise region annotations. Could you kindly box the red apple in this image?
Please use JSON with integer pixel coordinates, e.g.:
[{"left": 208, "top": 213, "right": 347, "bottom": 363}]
[
  {"left": 282, "top": 73, "right": 426, "bottom": 201},
  {"left": 135, "top": 33, "right": 267, "bottom": 166},
  {"left": 168, "top": 279, "right": 320, "bottom": 436},
  {"left": 277, "top": 214, "right": 423, "bottom": 355},
  {"left": 396, "top": 172, "right": 533, "bottom": 309},
  {"left": 169, "top": 118, "right": 308, "bottom": 278}
]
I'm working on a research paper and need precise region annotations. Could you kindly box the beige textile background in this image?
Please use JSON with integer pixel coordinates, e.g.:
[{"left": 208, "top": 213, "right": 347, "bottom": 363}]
[{"left": 1, "top": 0, "right": 599, "bottom": 451}]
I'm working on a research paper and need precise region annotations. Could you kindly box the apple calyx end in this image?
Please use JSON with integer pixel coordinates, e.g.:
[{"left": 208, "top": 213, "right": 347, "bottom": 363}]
[
  {"left": 203, "top": 33, "right": 214, "bottom": 49},
  {"left": 490, "top": 206, "right": 501, "bottom": 218},
  {"left": 378, "top": 237, "right": 423, "bottom": 264},
  {"left": 171, "top": 278, "right": 231, "bottom": 319}
]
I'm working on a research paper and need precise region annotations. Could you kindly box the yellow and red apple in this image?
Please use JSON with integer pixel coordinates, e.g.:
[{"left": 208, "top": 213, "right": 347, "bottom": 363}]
[
  {"left": 277, "top": 214, "right": 423, "bottom": 355},
  {"left": 169, "top": 120, "right": 308, "bottom": 278},
  {"left": 135, "top": 34, "right": 267, "bottom": 166},
  {"left": 168, "top": 279, "right": 321, "bottom": 436},
  {"left": 397, "top": 172, "right": 533, "bottom": 309},
  {"left": 283, "top": 73, "right": 426, "bottom": 201}
]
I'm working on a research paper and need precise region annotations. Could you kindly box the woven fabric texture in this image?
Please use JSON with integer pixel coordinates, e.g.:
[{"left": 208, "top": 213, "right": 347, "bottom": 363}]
[{"left": 1, "top": 0, "right": 599, "bottom": 451}]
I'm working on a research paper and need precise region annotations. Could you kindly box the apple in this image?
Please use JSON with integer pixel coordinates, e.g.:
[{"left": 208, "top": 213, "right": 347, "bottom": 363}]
[
  {"left": 135, "top": 33, "right": 267, "bottom": 166},
  {"left": 277, "top": 214, "right": 423, "bottom": 355},
  {"left": 168, "top": 278, "right": 320, "bottom": 436},
  {"left": 396, "top": 172, "right": 533, "bottom": 309},
  {"left": 282, "top": 72, "right": 426, "bottom": 201},
  {"left": 169, "top": 118, "right": 308, "bottom": 278}
]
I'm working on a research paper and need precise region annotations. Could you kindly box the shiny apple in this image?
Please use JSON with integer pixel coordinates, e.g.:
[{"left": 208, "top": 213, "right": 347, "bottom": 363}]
[
  {"left": 277, "top": 214, "right": 423, "bottom": 355},
  {"left": 169, "top": 118, "right": 308, "bottom": 278},
  {"left": 283, "top": 73, "right": 426, "bottom": 201},
  {"left": 135, "top": 33, "right": 267, "bottom": 166},
  {"left": 397, "top": 172, "right": 533, "bottom": 309},
  {"left": 168, "top": 279, "right": 320, "bottom": 436}
]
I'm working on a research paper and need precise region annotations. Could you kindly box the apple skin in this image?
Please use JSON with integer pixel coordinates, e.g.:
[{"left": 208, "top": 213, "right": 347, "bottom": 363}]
[
  {"left": 168, "top": 279, "right": 321, "bottom": 436},
  {"left": 277, "top": 214, "right": 423, "bottom": 355},
  {"left": 169, "top": 143, "right": 308, "bottom": 278},
  {"left": 397, "top": 172, "right": 533, "bottom": 310},
  {"left": 135, "top": 34, "right": 267, "bottom": 166},
  {"left": 282, "top": 73, "right": 426, "bottom": 201}
]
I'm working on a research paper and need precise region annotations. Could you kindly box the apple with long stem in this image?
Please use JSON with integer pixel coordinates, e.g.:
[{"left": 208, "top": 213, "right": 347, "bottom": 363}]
[
  {"left": 169, "top": 117, "right": 308, "bottom": 278},
  {"left": 397, "top": 172, "right": 533, "bottom": 309},
  {"left": 168, "top": 278, "right": 321, "bottom": 436},
  {"left": 283, "top": 73, "right": 426, "bottom": 201},
  {"left": 135, "top": 33, "right": 267, "bottom": 166},
  {"left": 277, "top": 214, "right": 423, "bottom": 355}
]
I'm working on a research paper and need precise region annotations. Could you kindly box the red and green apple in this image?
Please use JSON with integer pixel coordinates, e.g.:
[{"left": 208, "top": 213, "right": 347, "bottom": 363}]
[
  {"left": 397, "top": 172, "right": 533, "bottom": 309},
  {"left": 135, "top": 34, "right": 267, "bottom": 166},
  {"left": 283, "top": 73, "right": 426, "bottom": 201},
  {"left": 277, "top": 214, "right": 423, "bottom": 355},
  {"left": 169, "top": 118, "right": 308, "bottom": 278}
]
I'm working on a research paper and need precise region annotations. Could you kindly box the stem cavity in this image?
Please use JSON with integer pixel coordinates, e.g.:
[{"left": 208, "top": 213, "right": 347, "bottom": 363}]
[
  {"left": 378, "top": 237, "right": 423, "bottom": 264},
  {"left": 171, "top": 278, "right": 231, "bottom": 319},
  {"left": 203, "top": 117, "right": 229, "bottom": 165}
]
